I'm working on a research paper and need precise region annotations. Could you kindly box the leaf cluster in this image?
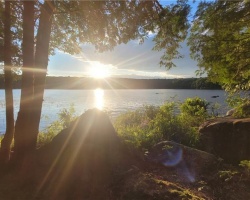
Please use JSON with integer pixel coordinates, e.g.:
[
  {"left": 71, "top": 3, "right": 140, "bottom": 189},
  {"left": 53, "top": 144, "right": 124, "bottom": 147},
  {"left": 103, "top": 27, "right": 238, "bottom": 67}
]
[
  {"left": 153, "top": 0, "right": 190, "bottom": 69},
  {"left": 1, "top": 1, "right": 165, "bottom": 69},
  {"left": 232, "top": 98, "right": 250, "bottom": 118},
  {"left": 0, "top": 1, "right": 23, "bottom": 67},
  {"left": 188, "top": 0, "right": 250, "bottom": 92},
  {"left": 49, "top": 1, "right": 163, "bottom": 54}
]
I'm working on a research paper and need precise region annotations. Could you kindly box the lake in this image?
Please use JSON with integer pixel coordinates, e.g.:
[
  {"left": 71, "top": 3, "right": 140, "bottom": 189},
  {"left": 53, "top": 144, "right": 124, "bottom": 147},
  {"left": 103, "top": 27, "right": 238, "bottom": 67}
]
[{"left": 0, "top": 89, "right": 229, "bottom": 133}]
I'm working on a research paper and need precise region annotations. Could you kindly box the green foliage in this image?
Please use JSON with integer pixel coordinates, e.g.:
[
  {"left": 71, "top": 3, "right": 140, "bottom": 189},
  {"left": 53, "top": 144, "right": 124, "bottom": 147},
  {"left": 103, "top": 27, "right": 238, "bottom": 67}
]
[
  {"left": 192, "top": 77, "right": 221, "bottom": 90},
  {"left": 188, "top": 1, "right": 250, "bottom": 93},
  {"left": 37, "top": 104, "right": 77, "bottom": 148},
  {"left": 180, "top": 97, "right": 209, "bottom": 117},
  {"left": 226, "top": 94, "right": 247, "bottom": 108},
  {"left": 114, "top": 105, "right": 159, "bottom": 150},
  {"left": 210, "top": 102, "right": 221, "bottom": 118},
  {"left": 153, "top": 0, "right": 190, "bottom": 69},
  {"left": 179, "top": 97, "right": 208, "bottom": 135},
  {"left": 239, "top": 160, "right": 250, "bottom": 174},
  {"left": 218, "top": 170, "right": 238, "bottom": 182},
  {"left": 50, "top": 1, "right": 164, "bottom": 54},
  {"left": 0, "top": 1, "right": 24, "bottom": 66},
  {"left": 226, "top": 94, "right": 250, "bottom": 118},
  {"left": 233, "top": 99, "right": 250, "bottom": 118},
  {"left": 150, "top": 101, "right": 200, "bottom": 147},
  {"left": 114, "top": 98, "right": 208, "bottom": 151},
  {"left": 58, "top": 105, "right": 76, "bottom": 129}
]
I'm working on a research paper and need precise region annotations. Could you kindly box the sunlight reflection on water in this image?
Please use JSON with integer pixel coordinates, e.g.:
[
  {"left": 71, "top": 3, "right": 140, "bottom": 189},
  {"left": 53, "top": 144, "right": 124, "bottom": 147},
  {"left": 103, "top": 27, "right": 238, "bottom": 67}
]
[
  {"left": 94, "top": 88, "right": 104, "bottom": 110},
  {"left": 0, "top": 89, "right": 229, "bottom": 133}
]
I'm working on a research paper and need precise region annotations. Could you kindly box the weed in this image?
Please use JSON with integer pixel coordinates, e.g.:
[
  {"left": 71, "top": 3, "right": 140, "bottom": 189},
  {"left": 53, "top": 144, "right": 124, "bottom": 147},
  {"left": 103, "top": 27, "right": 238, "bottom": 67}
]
[
  {"left": 239, "top": 160, "right": 250, "bottom": 175},
  {"left": 218, "top": 170, "right": 238, "bottom": 181}
]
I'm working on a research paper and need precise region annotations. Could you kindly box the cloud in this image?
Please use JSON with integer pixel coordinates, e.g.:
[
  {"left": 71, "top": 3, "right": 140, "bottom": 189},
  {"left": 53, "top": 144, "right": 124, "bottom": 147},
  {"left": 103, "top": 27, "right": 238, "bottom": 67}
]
[{"left": 48, "top": 36, "right": 198, "bottom": 78}]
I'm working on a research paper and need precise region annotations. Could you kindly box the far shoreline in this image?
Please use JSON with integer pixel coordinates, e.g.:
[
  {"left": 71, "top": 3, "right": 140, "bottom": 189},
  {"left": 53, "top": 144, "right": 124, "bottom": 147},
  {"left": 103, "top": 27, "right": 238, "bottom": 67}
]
[{"left": 0, "top": 76, "right": 222, "bottom": 90}]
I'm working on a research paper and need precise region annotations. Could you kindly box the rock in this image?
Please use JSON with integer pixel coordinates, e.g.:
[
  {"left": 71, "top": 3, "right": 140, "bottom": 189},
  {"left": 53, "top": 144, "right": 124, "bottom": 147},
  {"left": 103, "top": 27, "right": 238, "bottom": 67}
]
[
  {"left": 199, "top": 117, "right": 250, "bottom": 164},
  {"left": 226, "top": 108, "right": 235, "bottom": 116},
  {"left": 147, "top": 141, "right": 218, "bottom": 182},
  {"left": 35, "top": 109, "right": 136, "bottom": 199}
]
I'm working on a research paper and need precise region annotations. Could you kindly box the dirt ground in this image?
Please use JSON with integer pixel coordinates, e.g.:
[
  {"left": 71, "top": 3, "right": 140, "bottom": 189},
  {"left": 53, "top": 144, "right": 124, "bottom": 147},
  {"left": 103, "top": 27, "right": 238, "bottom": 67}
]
[{"left": 0, "top": 159, "right": 249, "bottom": 200}]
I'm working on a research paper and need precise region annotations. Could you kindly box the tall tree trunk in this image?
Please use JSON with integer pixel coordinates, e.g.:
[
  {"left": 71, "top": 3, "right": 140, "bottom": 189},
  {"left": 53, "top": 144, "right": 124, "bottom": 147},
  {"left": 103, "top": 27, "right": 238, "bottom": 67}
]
[
  {"left": 13, "top": 1, "right": 35, "bottom": 162},
  {"left": 30, "top": 1, "right": 55, "bottom": 144},
  {"left": 0, "top": 0, "right": 15, "bottom": 164}
]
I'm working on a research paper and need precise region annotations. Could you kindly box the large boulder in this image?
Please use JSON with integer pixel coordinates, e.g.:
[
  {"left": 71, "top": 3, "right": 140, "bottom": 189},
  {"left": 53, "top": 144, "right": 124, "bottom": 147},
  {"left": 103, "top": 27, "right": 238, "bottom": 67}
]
[
  {"left": 35, "top": 109, "right": 137, "bottom": 200},
  {"left": 199, "top": 117, "right": 250, "bottom": 164},
  {"left": 147, "top": 141, "right": 218, "bottom": 182}
]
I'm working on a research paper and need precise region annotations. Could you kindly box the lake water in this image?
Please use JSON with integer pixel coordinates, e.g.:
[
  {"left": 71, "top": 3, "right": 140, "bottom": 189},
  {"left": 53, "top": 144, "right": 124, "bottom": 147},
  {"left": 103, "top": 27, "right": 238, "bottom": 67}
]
[{"left": 0, "top": 89, "right": 229, "bottom": 133}]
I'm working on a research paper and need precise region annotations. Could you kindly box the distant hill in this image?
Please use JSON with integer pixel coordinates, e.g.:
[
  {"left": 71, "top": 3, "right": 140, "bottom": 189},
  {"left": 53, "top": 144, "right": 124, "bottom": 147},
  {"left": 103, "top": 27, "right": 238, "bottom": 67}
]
[{"left": 0, "top": 75, "right": 222, "bottom": 90}]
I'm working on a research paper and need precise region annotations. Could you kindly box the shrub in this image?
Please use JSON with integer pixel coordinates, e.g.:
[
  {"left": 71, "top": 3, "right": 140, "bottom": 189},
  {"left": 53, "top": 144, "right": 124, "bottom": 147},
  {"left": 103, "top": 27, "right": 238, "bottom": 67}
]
[
  {"left": 179, "top": 97, "right": 209, "bottom": 127},
  {"left": 233, "top": 99, "right": 250, "bottom": 118},
  {"left": 226, "top": 93, "right": 250, "bottom": 118},
  {"left": 37, "top": 104, "right": 77, "bottom": 148},
  {"left": 180, "top": 97, "right": 209, "bottom": 117},
  {"left": 114, "top": 105, "right": 159, "bottom": 150},
  {"left": 114, "top": 100, "right": 203, "bottom": 152}
]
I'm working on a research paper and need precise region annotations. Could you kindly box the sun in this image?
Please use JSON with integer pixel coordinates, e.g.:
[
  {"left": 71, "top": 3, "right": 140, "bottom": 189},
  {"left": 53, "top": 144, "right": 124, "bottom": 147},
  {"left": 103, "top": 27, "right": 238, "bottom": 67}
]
[{"left": 88, "top": 62, "right": 110, "bottom": 79}]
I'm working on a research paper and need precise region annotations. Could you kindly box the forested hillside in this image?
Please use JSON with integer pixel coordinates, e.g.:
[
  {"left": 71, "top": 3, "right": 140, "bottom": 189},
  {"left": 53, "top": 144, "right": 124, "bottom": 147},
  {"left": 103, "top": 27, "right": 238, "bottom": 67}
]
[{"left": 0, "top": 75, "right": 222, "bottom": 90}]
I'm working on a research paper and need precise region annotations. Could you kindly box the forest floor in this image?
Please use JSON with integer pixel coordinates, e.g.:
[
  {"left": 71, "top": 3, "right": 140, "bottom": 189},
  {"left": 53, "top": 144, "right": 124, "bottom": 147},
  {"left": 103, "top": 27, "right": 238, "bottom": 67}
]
[
  {"left": 0, "top": 158, "right": 249, "bottom": 200},
  {"left": 0, "top": 109, "right": 249, "bottom": 199}
]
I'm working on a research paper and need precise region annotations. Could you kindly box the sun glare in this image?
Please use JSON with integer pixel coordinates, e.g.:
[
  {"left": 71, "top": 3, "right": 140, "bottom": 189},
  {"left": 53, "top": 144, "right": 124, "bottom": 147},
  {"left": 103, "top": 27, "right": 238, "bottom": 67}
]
[
  {"left": 88, "top": 63, "right": 110, "bottom": 79},
  {"left": 94, "top": 88, "right": 104, "bottom": 110}
]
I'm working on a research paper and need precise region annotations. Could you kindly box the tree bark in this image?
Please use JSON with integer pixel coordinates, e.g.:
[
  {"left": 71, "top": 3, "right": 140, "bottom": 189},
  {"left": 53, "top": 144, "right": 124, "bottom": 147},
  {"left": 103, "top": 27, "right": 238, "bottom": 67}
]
[
  {"left": 30, "top": 1, "right": 55, "bottom": 145},
  {"left": 13, "top": 1, "right": 35, "bottom": 162},
  {"left": 0, "top": 0, "right": 15, "bottom": 164}
]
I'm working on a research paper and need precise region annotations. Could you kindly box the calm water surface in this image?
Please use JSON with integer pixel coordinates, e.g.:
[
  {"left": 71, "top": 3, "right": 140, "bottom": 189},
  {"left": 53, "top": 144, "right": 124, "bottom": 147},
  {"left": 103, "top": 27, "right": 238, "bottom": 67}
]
[{"left": 0, "top": 89, "right": 229, "bottom": 133}]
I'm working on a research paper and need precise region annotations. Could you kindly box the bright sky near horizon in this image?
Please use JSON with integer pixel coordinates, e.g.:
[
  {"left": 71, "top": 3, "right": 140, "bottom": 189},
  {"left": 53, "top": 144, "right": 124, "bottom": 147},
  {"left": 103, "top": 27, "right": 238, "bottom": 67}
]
[{"left": 48, "top": 1, "right": 199, "bottom": 79}]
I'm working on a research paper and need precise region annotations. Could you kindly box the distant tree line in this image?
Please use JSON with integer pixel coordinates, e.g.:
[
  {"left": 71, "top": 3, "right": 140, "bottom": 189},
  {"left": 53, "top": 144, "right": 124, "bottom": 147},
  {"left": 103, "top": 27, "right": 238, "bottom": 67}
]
[{"left": 0, "top": 75, "right": 222, "bottom": 90}]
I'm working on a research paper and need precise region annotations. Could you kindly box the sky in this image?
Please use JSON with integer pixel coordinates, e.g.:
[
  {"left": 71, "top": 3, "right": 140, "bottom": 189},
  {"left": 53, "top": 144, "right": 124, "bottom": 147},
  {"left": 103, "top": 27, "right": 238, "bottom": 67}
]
[{"left": 48, "top": 1, "right": 199, "bottom": 79}]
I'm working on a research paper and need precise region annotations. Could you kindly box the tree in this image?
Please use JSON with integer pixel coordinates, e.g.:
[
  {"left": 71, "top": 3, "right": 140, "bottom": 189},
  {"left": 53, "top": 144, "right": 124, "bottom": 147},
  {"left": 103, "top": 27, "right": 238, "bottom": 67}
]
[
  {"left": 9, "top": 0, "right": 166, "bottom": 162},
  {"left": 153, "top": 0, "right": 190, "bottom": 69},
  {"left": 0, "top": 0, "right": 15, "bottom": 164},
  {"left": 13, "top": 1, "right": 35, "bottom": 161},
  {"left": 0, "top": 1, "right": 23, "bottom": 67},
  {"left": 188, "top": 0, "right": 250, "bottom": 93},
  {"left": 0, "top": 0, "right": 191, "bottom": 163},
  {"left": 0, "top": 1, "right": 25, "bottom": 163}
]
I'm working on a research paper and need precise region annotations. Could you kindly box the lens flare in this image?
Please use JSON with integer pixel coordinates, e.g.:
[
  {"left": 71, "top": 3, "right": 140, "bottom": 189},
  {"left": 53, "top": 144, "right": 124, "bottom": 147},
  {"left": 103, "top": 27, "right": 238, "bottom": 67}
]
[
  {"left": 147, "top": 142, "right": 196, "bottom": 183},
  {"left": 162, "top": 147, "right": 183, "bottom": 167}
]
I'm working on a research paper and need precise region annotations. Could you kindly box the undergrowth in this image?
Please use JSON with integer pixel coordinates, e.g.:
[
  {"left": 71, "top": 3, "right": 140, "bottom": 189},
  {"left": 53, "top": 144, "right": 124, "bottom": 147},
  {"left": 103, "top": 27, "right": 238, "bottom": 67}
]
[
  {"left": 114, "top": 97, "right": 215, "bottom": 152},
  {"left": 36, "top": 97, "right": 219, "bottom": 151},
  {"left": 37, "top": 104, "right": 77, "bottom": 148}
]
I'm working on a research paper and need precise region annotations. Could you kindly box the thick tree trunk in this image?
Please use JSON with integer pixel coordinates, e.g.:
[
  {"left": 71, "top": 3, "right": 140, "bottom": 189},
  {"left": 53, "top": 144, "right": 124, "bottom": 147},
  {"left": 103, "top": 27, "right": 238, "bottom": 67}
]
[
  {"left": 0, "top": 1, "right": 15, "bottom": 164},
  {"left": 13, "top": 1, "right": 35, "bottom": 162},
  {"left": 30, "top": 1, "right": 55, "bottom": 144}
]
